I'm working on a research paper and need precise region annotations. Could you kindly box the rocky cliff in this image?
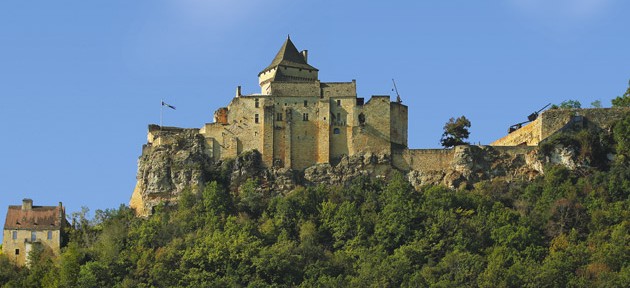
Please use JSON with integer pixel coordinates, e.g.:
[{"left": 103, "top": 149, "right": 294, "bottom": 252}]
[{"left": 130, "top": 126, "right": 604, "bottom": 217}]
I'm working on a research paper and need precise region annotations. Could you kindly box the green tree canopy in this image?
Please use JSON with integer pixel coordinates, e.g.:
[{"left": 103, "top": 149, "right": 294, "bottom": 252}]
[
  {"left": 611, "top": 79, "right": 630, "bottom": 107},
  {"left": 440, "top": 116, "right": 471, "bottom": 148},
  {"left": 556, "top": 100, "right": 582, "bottom": 109}
]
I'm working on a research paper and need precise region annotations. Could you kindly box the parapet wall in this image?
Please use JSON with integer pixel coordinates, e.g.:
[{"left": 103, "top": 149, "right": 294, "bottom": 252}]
[
  {"left": 492, "top": 108, "right": 630, "bottom": 146},
  {"left": 393, "top": 148, "right": 455, "bottom": 172},
  {"left": 541, "top": 108, "right": 630, "bottom": 139},
  {"left": 491, "top": 119, "right": 541, "bottom": 146},
  {"left": 147, "top": 125, "right": 200, "bottom": 146}
]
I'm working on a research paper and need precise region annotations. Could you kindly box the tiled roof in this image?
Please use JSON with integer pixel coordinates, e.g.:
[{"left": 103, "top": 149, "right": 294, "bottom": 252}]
[
  {"left": 259, "top": 36, "right": 318, "bottom": 75},
  {"left": 4, "top": 205, "right": 64, "bottom": 230}
]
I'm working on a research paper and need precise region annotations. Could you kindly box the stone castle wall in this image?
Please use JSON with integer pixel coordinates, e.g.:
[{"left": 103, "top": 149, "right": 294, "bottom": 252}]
[
  {"left": 491, "top": 108, "right": 630, "bottom": 146},
  {"left": 392, "top": 149, "right": 456, "bottom": 172},
  {"left": 390, "top": 103, "right": 408, "bottom": 147},
  {"left": 348, "top": 96, "right": 393, "bottom": 157},
  {"left": 540, "top": 108, "right": 629, "bottom": 139},
  {"left": 491, "top": 119, "right": 542, "bottom": 146}
]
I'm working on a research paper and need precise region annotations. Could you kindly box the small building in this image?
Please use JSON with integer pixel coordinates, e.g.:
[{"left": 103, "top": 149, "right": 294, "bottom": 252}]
[{"left": 2, "top": 199, "right": 68, "bottom": 266}]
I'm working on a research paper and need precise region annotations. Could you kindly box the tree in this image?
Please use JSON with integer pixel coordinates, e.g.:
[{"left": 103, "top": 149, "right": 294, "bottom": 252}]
[
  {"left": 440, "top": 116, "right": 471, "bottom": 148},
  {"left": 591, "top": 100, "right": 602, "bottom": 108},
  {"left": 611, "top": 79, "right": 630, "bottom": 107},
  {"left": 559, "top": 100, "right": 581, "bottom": 109}
]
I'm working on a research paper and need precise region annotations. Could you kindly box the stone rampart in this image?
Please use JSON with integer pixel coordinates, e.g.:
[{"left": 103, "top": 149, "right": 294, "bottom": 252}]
[
  {"left": 540, "top": 108, "right": 630, "bottom": 139},
  {"left": 491, "top": 119, "right": 541, "bottom": 146},
  {"left": 393, "top": 148, "right": 456, "bottom": 172},
  {"left": 492, "top": 108, "right": 630, "bottom": 146}
]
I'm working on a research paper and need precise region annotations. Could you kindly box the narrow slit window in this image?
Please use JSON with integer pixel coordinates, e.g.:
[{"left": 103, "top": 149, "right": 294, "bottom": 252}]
[
  {"left": 31, "top": 231, "right": 36, "bottom": 241},
  {"left": 12, "top": 231, "right": 17, "bottom": 239},
  {"left": 277, "top": 113, "right": 283, "bottom": 121},
  {"left": 15, "top": 249, "right": 19, "bottom": 255},
  {"left": 254, "top": 114, "right": 259, "bottom": 124},
  {"left": 255, "top": 98, "right": 259, "bottom": 108},
  {"left": 304, "top": 100, "right": 308, "bottom": 107},
  {"left": 47, "top": 231, "right": 53, "bottom": 240},
  {"left": 303, "top": 113, "right": 309, "bottom": 121},
  {"left": 336, "top": 100, "right": 341, "bottom": 106}
]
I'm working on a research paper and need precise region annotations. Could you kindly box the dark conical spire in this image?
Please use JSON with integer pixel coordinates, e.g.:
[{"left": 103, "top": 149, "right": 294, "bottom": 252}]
[{"left": 259, "top": 37, "right": 318, "bottom": 75}]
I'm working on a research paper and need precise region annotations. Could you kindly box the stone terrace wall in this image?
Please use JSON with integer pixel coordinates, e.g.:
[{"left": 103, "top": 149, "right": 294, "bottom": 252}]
[
  {"left": 393, "top": 148, "right": 456, "bottom": 172},
  {"left": 541, "top": 108, "right": 630, "bottom": 139},
  {"left": 492, "top": 108, "right": 630, "bottom": 146},
  {"left": 491, "top": 118, "right": 541, "bottom": 146}
]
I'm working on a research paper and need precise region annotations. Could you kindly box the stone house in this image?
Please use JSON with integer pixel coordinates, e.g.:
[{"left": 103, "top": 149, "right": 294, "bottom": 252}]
[{"left": 2, "top": 199, "right": 68, "bottom": 266}]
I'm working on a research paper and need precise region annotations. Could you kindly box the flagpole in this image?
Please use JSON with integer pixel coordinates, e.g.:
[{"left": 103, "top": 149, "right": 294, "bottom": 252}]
[{"left": 159, "top": 99, "right": 163, "bottom": 146}]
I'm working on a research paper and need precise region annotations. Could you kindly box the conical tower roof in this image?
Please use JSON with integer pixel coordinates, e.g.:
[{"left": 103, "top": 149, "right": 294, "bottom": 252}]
[{"left": 259, "top": 36, "right": 318, "bottom": 75}]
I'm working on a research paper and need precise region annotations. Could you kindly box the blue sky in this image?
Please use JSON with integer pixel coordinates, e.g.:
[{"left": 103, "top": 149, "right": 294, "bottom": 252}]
[{"left": 1, "top": 0, "right": 629, "bottom": 234}]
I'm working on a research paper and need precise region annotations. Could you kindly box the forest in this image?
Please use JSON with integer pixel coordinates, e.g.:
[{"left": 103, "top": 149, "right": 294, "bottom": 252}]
[{"left": 1, "top": 113, "right": 629, "bottom": 287}]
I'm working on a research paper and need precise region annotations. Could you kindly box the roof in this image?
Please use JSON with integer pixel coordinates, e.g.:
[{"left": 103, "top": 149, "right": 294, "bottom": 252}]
[
  {"left": 259, "top": 36, "right": 318, "bottom": 75},
  {"left": 4, "top": 205, "right": 64, "bottom": 230}
]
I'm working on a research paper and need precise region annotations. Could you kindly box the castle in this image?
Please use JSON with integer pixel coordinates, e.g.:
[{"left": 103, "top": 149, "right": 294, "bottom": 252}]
[
  {"left": 131, "top": 37, "right": 629, "bottom": 216},
  {"left": 149, "top": 36, "right": 407, "bottom": 170}
]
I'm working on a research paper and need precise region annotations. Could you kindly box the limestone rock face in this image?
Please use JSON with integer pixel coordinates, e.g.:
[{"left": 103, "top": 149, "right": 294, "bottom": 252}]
[
  {"left": 546, "top": 145, "right": 581, "bottom": 170},
  {"left": 130, "top": 131, "right": 600, "bottom": 217},
  {"left": 130, "top": 129, "right": 213, "bottom": 217},
  {"left": 303, "top": 152, "right": 395, "bottom": 186}
]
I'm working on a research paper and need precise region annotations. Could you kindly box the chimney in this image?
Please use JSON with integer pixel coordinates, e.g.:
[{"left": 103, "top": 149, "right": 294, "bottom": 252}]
[
  {"left": 236, "top": 86, "right": 242, "bottom": 97},
  {"left": 301, "top": 50, "right": 308, "bottom": 63},
  {"left": 22, "top": 198, "right": 33, "bottom": 210},
  {"left": 59, "top": 202, "right": 64, "bottom": 227}
]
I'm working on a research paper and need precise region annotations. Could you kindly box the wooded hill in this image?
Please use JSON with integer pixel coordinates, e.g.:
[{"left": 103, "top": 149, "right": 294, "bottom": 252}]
[{"left": 1, "top": 114, "right": 630, "bottom": 287}]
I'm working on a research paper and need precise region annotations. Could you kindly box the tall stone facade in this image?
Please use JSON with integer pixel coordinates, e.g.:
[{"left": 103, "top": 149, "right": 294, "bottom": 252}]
[{"left": 164, "top": 36, "right": 408, "bottom": 170}]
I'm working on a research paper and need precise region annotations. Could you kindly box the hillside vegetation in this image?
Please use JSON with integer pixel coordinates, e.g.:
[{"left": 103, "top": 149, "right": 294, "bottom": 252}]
[{"left": 2, "top": 115, "right": 630, "bottom": 288}]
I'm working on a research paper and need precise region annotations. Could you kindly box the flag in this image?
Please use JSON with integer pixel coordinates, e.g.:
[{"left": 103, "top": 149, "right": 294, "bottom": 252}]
[{"left": 161, "top": 101, "right": 176, "bottom": 110}]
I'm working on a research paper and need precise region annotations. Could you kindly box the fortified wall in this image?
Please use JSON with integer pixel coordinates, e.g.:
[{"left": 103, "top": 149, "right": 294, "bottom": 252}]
[{"left": 491, "top": 108, "right": 630, "bottom": 146}]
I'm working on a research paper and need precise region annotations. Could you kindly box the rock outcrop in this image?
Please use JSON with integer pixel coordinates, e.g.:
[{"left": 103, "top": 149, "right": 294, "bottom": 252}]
[{"left": 130, "top": 131, "right": 605, "bottom": 217}]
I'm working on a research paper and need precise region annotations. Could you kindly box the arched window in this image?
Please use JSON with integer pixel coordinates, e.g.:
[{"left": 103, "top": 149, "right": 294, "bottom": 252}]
[{"left": 333, "top": 128, "right": 340, "bottom": 134}]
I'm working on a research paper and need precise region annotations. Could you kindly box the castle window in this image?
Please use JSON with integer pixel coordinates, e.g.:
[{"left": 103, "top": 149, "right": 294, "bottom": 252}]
[
  {"left": 31, "top": 231, "right": 36, "bottom": 241},
  {"left": 277, "top": 113, "right": 283, "bottom": 121},
  {"left": 15, "top": 249, "right": 19, "bottom": 255},
  {"left": 304, "top": 100, "right": 308, "bottom": 107},
  {"left": 333, "top": 128, "right": 340, "bottom": 134},
  {"left": 336, "top": 100, "right": 341, "bottom": 106},
  {"left": 255, "top": 98, "right": 259, "bottom": 108},
  {"left": 303, "top": 113, "right": 309, "bottom": 121},
  {"left": 255, "top": 114, "right": 259, "bottom": 124},
  {"left": 47, "top": 231, "right": 53, "bottom": 240},
  {"left": 358, "top": 113, "right": 366, "bottom": 125},
  {"left": 12, "top": 231, "right": 17, "bottom": 239}
]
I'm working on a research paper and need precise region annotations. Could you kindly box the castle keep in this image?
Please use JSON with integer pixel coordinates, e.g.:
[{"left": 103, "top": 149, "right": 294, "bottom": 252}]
[{"left": 149, "top": 37, "right": 407, "bottom": 170}]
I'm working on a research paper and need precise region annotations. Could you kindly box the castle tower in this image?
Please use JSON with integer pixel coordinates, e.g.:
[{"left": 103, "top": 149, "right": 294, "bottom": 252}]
[{"left": 258, "top": 36, "right": 319, "bottom": 94}]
